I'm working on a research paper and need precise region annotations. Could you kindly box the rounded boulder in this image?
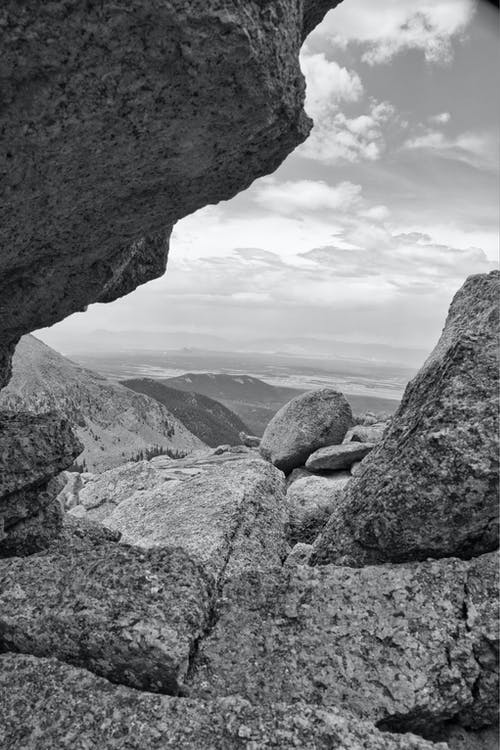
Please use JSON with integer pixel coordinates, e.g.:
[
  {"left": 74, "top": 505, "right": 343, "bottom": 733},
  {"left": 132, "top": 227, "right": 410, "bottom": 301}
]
[{"left": 259, "top": 389, "right": 353, "bottom": 474}]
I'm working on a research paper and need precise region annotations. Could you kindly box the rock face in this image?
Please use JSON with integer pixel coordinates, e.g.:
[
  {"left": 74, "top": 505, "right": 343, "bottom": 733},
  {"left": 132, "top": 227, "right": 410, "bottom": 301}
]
[
  {"left": 1, "top": 336, "right": 205, "bottom": 471},
  {"left": 286, "top": 472, "right": 351, "bottom": 544},
  {"left": 68, "top": 447, "right": 262, "bottom": 519},
  {"left": 190, "top": 551, "right": 499, "bottom": 738},
  {"left": 0, "top": 0, "right": 340, "bottom": 387},
  {"left": 102, "top": 459, "right": 288, "bottom": 584},
  {"left": 0, "top": 411, "right": 82, "bottom": 556},
  {"left": 260, "top": 388, "right": 353, "bottom": 474},
  {"left": 313, "top": 272, "right": 499, "bottom": 567},
  {"left": 344, "top": 422, "right": 387, "bottom": 444},
  {"left": 0, "top": 655, "right": 443, "bottom": 750},
  {"left": 0, "top": 524, "right": 212, "bottom": 694},
  {"left": 305, "top": 442, "right": 374, "bottom": 471}
]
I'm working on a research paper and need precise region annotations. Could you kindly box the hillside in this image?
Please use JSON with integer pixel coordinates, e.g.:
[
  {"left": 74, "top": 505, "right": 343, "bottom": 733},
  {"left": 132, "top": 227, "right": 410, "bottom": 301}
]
[
  {"left": 163, "top": 373, "right": 399, "bottom": 436},
  {"left": 121, "top": 378, "right": 250, "bottom": 447},
  {"left": 0, "top": 336, "right": 205, "bottom": 472}
]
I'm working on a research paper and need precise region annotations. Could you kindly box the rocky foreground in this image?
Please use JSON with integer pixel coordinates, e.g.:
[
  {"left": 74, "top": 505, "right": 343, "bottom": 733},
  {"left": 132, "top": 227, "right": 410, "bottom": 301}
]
[{"left": 0, "top": 271, "right": 498, "bottom": 749}]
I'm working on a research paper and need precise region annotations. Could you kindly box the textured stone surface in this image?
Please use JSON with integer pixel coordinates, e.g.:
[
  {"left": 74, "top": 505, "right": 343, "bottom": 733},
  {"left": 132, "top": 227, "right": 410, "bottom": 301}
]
[
  {"left": 0, "top": 0, "right": 340, "bottom": 387},
  {"left": 0, "top": 411, "right": 82, "bottom": 555},
  {"left": 69, "top": 447, "right": 263, "bottom": 519},
  {"left": 260, "top": 388, "right": 353, "bottom": 474},
  {"left": 286, "top": 472, "right": 351, "bottom": 544},
  {"left": 305, "top": 442, "right": 374, "bottom": 471},
  {"left": 343, "top": 422, "right": 387, "bottom": 444},
  {"left": 313, "top": 272, "right": 499, "bottom": 567},
  {"left": 103, "top": 459, "right": 288, "bottom": 584},
  {"left": 190, "top": 552, "right": 499, "bottom": 737},
  {"left": 0, "top": 525, "right": 212, "bottom": 694},
  {"left": 0, "top": 654, "right": 443, "bottom": 750}
]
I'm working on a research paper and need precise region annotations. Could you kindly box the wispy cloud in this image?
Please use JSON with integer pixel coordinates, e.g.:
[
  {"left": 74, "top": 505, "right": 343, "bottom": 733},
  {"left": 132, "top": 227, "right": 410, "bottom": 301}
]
[
  {"left": 403, "top": 129, "right": 499, "bottom": 171},
  {"left": 253, "top": 178, "right": 362, "bottom": 214},
  {"left": 312, "top": 0, "right": 475, "bottom": 65}
]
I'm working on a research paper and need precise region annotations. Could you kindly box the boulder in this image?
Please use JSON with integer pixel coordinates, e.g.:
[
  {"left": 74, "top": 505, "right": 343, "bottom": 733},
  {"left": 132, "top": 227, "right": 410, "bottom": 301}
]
[
  {"left": 260, "top": 388, "right": 353, "bottom": 474},
  {"left": 239, "top": 432, "right": 261, "bottom": 448},
  {"left": 0, "top": 654, "right": 442, "bottom": 750},
  {"left": 189, "top": 552, "right": 499, "bottom": 738},
  {"left": 0, "top": 524, "right": 212, "bottom": 694},
  {"left": 286, "top": 466, "right": 315, "bottom": 487},
  {"left": 286, "top": 472, "right": 351, "bottom": 544},
  {"left": 305, "top": 442, "right": 375, "bottom": 471},
  {"left": 343, "top": 422, "right": 387, "bottom": 444},
  {"left": 69, "top": 448, "right": 257, "bottom": 521},
  {"left": 0, "top": 411, "right": 82, "bottom": 556},
  {"left": 103, "top": 458, "right": 288, "bottom": 584},
  {"left": 313, "top": 272, "right": 499, "bottom": 567},
  {"left": 0, "top": 0, "right": 340, "bottom": 387}
]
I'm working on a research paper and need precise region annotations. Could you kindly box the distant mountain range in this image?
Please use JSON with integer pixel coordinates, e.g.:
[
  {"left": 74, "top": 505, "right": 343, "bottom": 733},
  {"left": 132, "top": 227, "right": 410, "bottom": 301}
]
[
  {"left": 0, "top": 336, "right": 205, "bottom": 472},
  {"left": 37, "top": 328, "right": 428, "bottom": 368},
  {"left": 122, "top": 378, "right": 250, "bottom": 447},
  {"left": 162, "top": 373, "right": 399, "bottom": 436}
]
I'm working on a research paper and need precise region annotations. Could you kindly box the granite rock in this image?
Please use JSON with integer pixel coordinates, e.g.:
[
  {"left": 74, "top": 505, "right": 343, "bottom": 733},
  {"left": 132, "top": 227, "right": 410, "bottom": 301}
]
[
  {"left": 0, "top": 653, "right": 445, "bottom": 750},
  {"left": 0, "top": 525, "right": 212, "bottom": 694},
  {"left": 260, "top": 388, "right": 353, "bottom": 474},
  {"left": 103, "top": 459, "right": 288, "bottom": 584},
  {"left": 286, "top": 472, "right": 351, "bottom": 544},
  {"left": 190, "top": 552, "right": 499, "bottom": 737},
  {"left": 305, "top": 442, "right": 375, "bottom": 471},
  {"left": 313, "top": 272, "right": 499, "bottom": 566}
]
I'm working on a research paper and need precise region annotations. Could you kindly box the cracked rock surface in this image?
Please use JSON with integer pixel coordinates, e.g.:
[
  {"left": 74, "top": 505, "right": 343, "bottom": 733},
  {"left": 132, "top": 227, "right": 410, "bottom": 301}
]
[
  {"left": 313, "top": 271, "right": 499, "bottom": 567},
  {"left": 0, "top": 0, "right": 340, "bottom": 387},
  {"left": 0, "top": 411, "right": 82, "bottom": 556},
  {"left": 189, "top": 552, "right": 499, "bottom": 737},
  {"left": 0, "top": 653, "right": 446, "bottom": 750},
  {"left": 0, "top": 524, "right": 212, "bottom": 694},
  {"left": 102, "top": 458, "right": 288, "bottom": 585}
]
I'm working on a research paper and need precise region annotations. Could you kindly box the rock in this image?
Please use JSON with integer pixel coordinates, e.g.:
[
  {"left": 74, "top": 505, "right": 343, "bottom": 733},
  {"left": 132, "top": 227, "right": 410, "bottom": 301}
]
[
  {"left": 189, "top": 552, "right": 499, "bottom": 738},
  {"left": 439, "top": 725, "right": 500, "bottom": 750},
  {"left": 305, "top": 442, "right": 375, "bottom": 471},
  {"left": 239, "top": 432, "right": 261, "bottom": 448},
  {"left": 0, "top": 524, "right": 212, "bottom": 694},
  {"left": 0, "top": 0, "right": 340, "bottom": 387},
  {"left": 286, "top": 472, "right": 351, "bottom": 544},
  {"left": 313, "top": 272, "right": 499, "bottom": 567},
  {"left": 350, "top": 461, "right": 364, "bottom": 476},
  {"left": 213, "top": 445, "right": 232, "bottom": 455},
  {"left": 54, "top": 470, "right": 91, "bottom": 511},
  {"left": 0, "top": 654, "right": 443, "bottom": 750},
  {"left": 286, "top": 466, "right": 315, "bottom": 487},
  {"left": 260, "top": 388, "right": 353, "bottom": 474},
  {"left": 103, "top": 459, "right": 288, "bottom": 584},
  {"left": 284, "top": 542, "right": 314, "bottom": 566},
  {"left": 0, "top": 411, "right": 82, "bottom": 556},
  {"left": 343, "top": 422, "right": 387, "bottom": 444},
  {"left": 0, "top": 336, "right": 205, "bottom": 472},
  {"left": 69, "top": 449, "right": 261, "bottom": 521}
]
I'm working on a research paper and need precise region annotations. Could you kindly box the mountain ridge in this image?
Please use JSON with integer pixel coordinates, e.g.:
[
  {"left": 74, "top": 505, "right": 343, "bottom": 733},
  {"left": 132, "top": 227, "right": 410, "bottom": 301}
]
[{"left": 0, "top": 336, "right": 205, "bottom": 472}]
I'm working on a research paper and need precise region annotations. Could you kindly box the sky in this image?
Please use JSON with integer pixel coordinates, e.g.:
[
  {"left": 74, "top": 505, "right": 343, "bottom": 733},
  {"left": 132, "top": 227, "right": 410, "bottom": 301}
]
[{"left": 38, "top": 0, "right": 499, "bottom": 357}]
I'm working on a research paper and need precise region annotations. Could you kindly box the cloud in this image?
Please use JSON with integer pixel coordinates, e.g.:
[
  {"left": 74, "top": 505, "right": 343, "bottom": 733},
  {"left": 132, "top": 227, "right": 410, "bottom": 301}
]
[
  {"left": 403, "top": 129, "right": 499, "bottom": 170},
  {"left": 298, "top": 97, "right": 397, "bottom": 164},
  {"left": 428, "top": 112, "right": 451, "bottom": 125},
  {"left": 300, "top": 52, "right": 363, "bottom": 118},
  {"left": 312, "top": 0, "right": 475, "bottom": 65},
  {"left": 253, "top": 178, "right": 362, "bottom": 214}
]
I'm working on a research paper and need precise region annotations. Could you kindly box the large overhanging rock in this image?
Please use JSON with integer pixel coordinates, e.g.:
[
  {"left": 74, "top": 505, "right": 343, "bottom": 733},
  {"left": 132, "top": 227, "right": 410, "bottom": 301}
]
[
  {"left": 0, "top": 0, "right": 341, "bottom": 387},
  {"left": 312, "top": 271, "right": 499, "bottom": 567}
]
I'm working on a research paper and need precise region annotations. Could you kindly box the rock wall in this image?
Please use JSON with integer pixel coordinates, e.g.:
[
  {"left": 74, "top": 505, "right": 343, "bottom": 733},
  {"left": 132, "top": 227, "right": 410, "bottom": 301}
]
[
  {"left": 312, "top": 271, "right": 499, "bottom": 567},
  {"left": 0, "top": 0, "right": 341, "bottom": 387}
]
